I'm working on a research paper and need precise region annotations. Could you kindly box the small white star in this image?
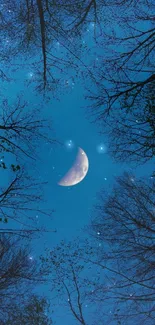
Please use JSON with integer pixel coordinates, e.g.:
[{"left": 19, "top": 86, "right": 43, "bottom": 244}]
[
  {"left": 97, "top": 144, "right": 107, "bottom": 154},
  {"left": 27, "top": 72, "right": 34, "bottom": 78}
]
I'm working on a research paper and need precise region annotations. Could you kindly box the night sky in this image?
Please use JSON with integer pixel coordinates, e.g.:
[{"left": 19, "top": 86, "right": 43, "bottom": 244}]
[
  {"left": 2, "top": 71, "right": 154, "bottom": 325},
  {"left": 0, "top": 1, "right": 155, "bottom": 325}
]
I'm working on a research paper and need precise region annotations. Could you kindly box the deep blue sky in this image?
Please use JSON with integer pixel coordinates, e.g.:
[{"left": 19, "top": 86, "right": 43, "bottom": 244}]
[
  {"left": 1, "top": 21, "right": 154, "bottom": 325},
  {"left": 1, "top": 76, "right": 154, "bottom": 325}
]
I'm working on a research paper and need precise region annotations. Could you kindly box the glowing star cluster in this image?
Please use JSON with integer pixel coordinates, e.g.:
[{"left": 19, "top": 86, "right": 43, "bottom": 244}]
[{"left": 65, "top": 139, "right": 74, "bottom": 150}]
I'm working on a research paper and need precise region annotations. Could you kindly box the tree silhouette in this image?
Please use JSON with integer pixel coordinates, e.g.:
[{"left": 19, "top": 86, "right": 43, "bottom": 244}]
[
  {"left": 0, "top": 234, "right": 51, "bottom": 324},
  {"left": 99, "top": 80, "right": 155, "bottom": 164},
  {"left": 41, "top": 240, "right": 105, "bottom": 325},
  {"left": 88, "top": 1, "right": 155, "bottom": 115},
  {"left": 0, "top": 0, "right": 93, "bottom": 92},
  {"left": 0, "top": 168, "right": 55, "bottom": 235},
  {"left": 1, "top": 1, "right": 154, "bottom": 96},
  {"left": 41, "top": 173, "right": 155, "bottom": 324},
  {"left": 0, "top": 95, "right": 56, "bottom": 235},
  {"left": 88, "top": 173, "right": 155, "bottom": 324},
  {"left": 3, "top": 295, "right": 52, "bottom": 325},
  {"left": 0, "top": 95, "right": 55, "bottom": 164}
]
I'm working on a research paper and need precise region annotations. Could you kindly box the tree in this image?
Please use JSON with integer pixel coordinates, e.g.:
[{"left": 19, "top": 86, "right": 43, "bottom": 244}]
[
  {"left": 0, "top": 168, "right": 55, "bottom": 235},
  {"left": 0, "top": 95, "right": 56, "bottom": 164},
  {"left": 0, "top": 0, "right": 94, "bottom": 93},
  {"left": 88, "top": 173, "right": 155, "bottom": 324},
  {"left": 87, "top": 1, "right": 155, "bottom": 114},
  {"left": 80, "top": 0, "right": 155, "bottom": 165},
  {"left": 41, "top": 239, "right": 105, "bottom": 325},
  {"left": 98, "top": 80, "right": 155, "bottom": 164},
  {"left": 4, "top": 295, "right": 52, "bottom": 325},
  {"left": 0, "top": 95, "right": 56, "bottom": 235},
  {"left": 0, "top": 234, "right": 51, "bottom": 323}
]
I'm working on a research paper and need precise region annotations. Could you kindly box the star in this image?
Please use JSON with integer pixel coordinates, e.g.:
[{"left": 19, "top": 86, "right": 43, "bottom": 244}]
[
  {"left": 97, "top": 143, "right": 107, "bottom": 154},
  {"left": 65, "top": 140, "right": 74, "bottom": 150},
  {"left": 27, "top": 72, "right": 34, "bottom": 79}
]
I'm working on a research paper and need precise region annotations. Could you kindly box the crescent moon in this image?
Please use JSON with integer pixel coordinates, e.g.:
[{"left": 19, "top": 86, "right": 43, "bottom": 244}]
[{"left": 58, "top": 147, "right": 89, "bottom": 186}]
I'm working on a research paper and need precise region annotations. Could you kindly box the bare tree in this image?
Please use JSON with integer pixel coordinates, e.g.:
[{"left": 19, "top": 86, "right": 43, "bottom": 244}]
[
  {"left": 0, "top": 167, "right": 55, "bottom": 235},
  {"left": 98, "top": 80, "right": 155, "bottom": 164},
  {"left": 1, "top": 1, "right": 154, "bottom": 96},
  {"left": 0, "top": 0, "right": 104, "bottom": 93},
  {"left": 0, "top": 95, "right": 56, "bottom": 164},
  {"left": 0, "top": 234, "right": 49, "bottom": 323},
  {"left": 0, "top": 95, "right": 56, "bottom": 235},
  {"left": 87, "top": 0, "right": 155, "bottom": 113},
  {"left": 4, "top": 295, "right": 52, "bottom": 325},
  {"left": 41, "top": 239, "right": 105, "bottom": 325},
  {"left": 88, "top": 173, "right": 155, "bottom": 324}
]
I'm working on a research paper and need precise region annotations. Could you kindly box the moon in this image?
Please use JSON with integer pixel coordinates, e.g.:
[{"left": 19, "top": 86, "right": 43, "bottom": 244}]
[{"left": 58, "top": 147, "right": 89, "bottom": 186}]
